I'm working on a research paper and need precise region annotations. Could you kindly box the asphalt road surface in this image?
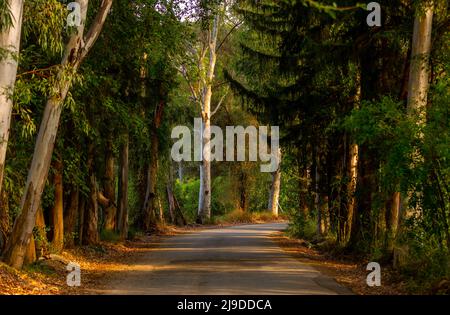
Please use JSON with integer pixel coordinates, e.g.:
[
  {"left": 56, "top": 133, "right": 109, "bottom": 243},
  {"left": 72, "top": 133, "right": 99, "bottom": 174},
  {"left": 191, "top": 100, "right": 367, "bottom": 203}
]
[{"left": 100, "top": 223, "right": 351, "bottom": 295}]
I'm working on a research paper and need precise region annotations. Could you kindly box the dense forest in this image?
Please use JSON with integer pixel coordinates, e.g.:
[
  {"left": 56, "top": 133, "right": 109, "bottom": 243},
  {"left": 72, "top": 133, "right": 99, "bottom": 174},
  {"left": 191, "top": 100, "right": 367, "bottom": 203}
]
[{"left": 0, "top": 0, "right": 448, "bottom": 293}]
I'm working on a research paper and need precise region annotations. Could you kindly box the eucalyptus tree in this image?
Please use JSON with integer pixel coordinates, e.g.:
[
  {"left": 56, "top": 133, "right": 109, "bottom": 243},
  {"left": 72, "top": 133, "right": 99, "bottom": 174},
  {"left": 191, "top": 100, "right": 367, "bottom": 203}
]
[
  {"left": 0, "top": 0, "right": 24, "bottom": 194},
  {"left": 4, "top": 0, "right": 113, "bottom": 269}
]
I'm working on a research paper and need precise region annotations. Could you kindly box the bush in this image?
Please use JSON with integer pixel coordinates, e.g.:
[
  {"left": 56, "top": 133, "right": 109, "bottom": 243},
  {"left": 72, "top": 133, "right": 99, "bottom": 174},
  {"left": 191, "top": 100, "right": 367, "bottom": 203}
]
[{"left": 287, "top": 212, "right": 317, "bottom": 240}]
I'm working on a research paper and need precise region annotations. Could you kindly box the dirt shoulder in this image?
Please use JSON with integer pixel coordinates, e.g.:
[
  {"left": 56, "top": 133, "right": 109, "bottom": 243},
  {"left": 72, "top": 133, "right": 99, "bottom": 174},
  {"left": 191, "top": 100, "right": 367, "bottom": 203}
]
[{"left": 272, "top": 232, "right": 409, "bottom": 295}]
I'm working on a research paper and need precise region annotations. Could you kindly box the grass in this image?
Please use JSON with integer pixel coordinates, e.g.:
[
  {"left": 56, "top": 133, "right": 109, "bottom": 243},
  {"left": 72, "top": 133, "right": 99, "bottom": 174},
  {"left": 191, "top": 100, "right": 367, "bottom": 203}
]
[{"left": 214, "top": 209, "right": 284, "bottom": 225}]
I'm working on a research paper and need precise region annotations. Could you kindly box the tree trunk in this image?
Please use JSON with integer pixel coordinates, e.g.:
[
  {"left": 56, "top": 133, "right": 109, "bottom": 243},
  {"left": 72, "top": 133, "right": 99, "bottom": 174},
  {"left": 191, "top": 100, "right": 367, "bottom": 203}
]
[
  {"left": 298, "top": 160, "right": 309, "bottom": 219},
  {"left": 117, "top": 134, "right": 129, "bottom": 240},
  {"left": 64, "top": 187, "right": 79, "bottom": 248},
  {"left": 3, "top": 0, "right": 113, "bottom": 269},
  {"left": 407, "top": 3, "right": 434, "bottom": 121},
  {"left": 34, "top": 206, "right": 48, "bottom": 258},
  {"left": 197, "top": 13, "right": 220, "bottom": 224},
  {"left": 103, "top": 136, "right": 116, "bottom": 232},
  {"left": 344, "top": 63, "right": 361, "bottom": 243},
  {"left": 0, "top": 0, "right": 24, "bottom": 193},
  {"left": 83, "top": 142, "right": 99, "bottom": 245},
  {"left": 268, "top": 149, "right": 282, "bottom": 217},
  {"left": 23, "top": 235, "right": 36, "bottom": 266},
  {"left": 0, "top": 190, "right": 9, "bottom": 254},
  {"left": 78, "top": 195, "right": 86, "bottom": 246},
  {"left": 167, "top": 161, "right": 186, "bottom": 226},
  {"left": 50, "top": 157, "right": 64, "bottom": 252},
  {"left": 142, "top": 122, "right": 161, "bottom": 231},
  {"left": 239, "top": 169, "right": 248, "bottom": 212}
]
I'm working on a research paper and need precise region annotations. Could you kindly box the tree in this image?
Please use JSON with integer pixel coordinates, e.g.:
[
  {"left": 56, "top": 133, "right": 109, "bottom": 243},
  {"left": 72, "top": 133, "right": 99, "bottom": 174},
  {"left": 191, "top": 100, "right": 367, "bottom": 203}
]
[
  {"left": 4, "top": 0, "right": 113, "bottom": 269},
  {"left": 0, "top": 0, "right": 24, "bottom": 193}
]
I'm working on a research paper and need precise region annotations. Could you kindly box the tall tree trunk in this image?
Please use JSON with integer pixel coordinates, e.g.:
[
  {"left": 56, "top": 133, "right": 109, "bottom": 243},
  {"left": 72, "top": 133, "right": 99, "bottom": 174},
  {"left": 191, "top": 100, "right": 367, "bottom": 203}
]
[
  {"left": 268, "top": 149, "right": 282, "bottom": 217},
  {"left": 197, "top": 13, "right": 220, "bottom": 224},
  {"left": 64, "top": 187, "right": 79, "bottom": 248},
  {"left": 167, "top": 161, "right": 186, "bottom": 226},
  {"left": 83, "top": 142, "right": 99, "bottom": 245},
  {"left": 117, "top": 134, "right": 129, "bottom": 240},
  {"left": 344, "top": 62, "right": 361, "bottom": 243},
  {"left": 3, "top": 0, "right": 113, "bottom": 269},
  {"left": 407, "top": 3, "right": 434, "bottom": 120},
  {"left": 50, "top": 157, "right": 64, "bottom": 252},
  {"left": 0, "top": 190, "right": 9, "bottom": 254},
  {"left": 103, "top": 135, "right": 116, "bottom": 232},
  {"left": 78, "top": 195, "right": 86, "bottom": 246},
  {"left": 142, "top": 99, "right": 164, "bottom": 231},
  {"left": 0, "top": 0, "right": 24, "bottom": 193}
]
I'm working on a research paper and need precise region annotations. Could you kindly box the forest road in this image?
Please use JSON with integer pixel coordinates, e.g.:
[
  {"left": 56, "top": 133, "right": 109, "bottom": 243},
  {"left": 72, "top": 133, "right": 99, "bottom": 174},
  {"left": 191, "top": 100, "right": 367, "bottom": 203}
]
[{"left": 98, "top": 223, "right": 352, "bottom": 295}]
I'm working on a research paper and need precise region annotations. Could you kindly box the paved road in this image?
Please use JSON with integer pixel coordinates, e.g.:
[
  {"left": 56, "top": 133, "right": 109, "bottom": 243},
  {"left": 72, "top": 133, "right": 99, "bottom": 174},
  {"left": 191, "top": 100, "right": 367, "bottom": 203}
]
[{"left": 100, "top": 223, "right": 351, "bottom": 295}]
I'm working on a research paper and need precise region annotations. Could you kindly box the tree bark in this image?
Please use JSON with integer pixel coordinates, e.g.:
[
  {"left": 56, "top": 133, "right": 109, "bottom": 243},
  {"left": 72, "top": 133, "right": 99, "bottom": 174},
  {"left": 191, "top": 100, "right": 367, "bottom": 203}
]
[
  {"left": 3, "top": 0, "right": 113, "bottom": 269},
  {"left": 407, "top": 3, "right": 434, "bottom": 121},
  {"left": 103, "top": 135, "right": 116, "bottom": 232},
  {"left": 64, "top": 186, "right": 79, "bottom": 248},
  {"left": 142, "top": 100, "right": 164, "bottom": 231},
  {"left": 83, "top": 142, "right": 99, "bottom": 245},
  {"left": 197, "top": 12, "right": 220, "bottom": 224},
  {"left": 0, "top": 190, "right": 9, "bottom": 254},
  {"left": 50, "top": 157, "right": 64, "bottom": 252},
  {"left": 268, "top": 149, "right": 282, "bottom": 217},
  {"left": 344, "top": 62, "right": 361, "bottom": 243},
  {"left": 0, "top": 0, "right": 24, "bottom": 193},
  {"left": 117, "top": 134, "right": 129, "bottom": 240},
  {"left": 34, "top": 206, "right": 48, "bottom": 259}
]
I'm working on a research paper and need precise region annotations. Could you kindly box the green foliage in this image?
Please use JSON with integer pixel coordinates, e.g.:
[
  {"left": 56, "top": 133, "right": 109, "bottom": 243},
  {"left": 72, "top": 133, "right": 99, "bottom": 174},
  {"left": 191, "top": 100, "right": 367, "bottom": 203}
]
[
  {"left": 287, "top": 212, "right": 317, "bottom": 240},
  {"left": 0, "top": 0, "right": 12, "bottom": 32}
]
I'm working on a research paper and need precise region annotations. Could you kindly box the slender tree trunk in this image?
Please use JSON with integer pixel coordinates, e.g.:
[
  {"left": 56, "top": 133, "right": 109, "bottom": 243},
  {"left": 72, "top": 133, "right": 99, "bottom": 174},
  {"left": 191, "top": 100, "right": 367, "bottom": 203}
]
[
  {"left": 117, "top": 134, "right": 129, "bottom": 240},
  {"left": 3, "top": 0, "right": 113, "bottom": 268},
  {"left": 407, "top": 3, "right": 434, "bottom": 120},
  {"left": 103, "top": 135, "right": 116, "bottom": 232},
  {"left": 178, "top": 162, "right": 183, "bottom": 182},
  {"left": 268, "top": 149, "right": 282, "bottom": 217},
  {"left": 197, "top": 13, "right": 220, "bottom": 224},
  {"left": 239, "top": 170, "right": 248, "bottom": 212},
  {"left": 64, "top": 186, "right": 79, "bottom": 248},
  {"left": 142, "top": 99, "right": 164, "bottom": 230},
  {"left": 0, "top": 0, "right": 24, "bottom": 193},
  {"left": 78, "top": 195, "right": 86, "bottom": 246},
  {"left": 167, "top": 161, "right": 186, "bottom": 226},
  {"left": 344, "top": 63, "right": 361, "bottom": 243},
  {"left": 50, "top": 157, "right": 64, "bottom": 252},
  {"left": 83, "top": 142, "right": 99, "bottom": 245},
  {"left": 298, "top": 155, "right": 309, "bottom": 219},
  {"left": 0, "top": 190, "right": 9, "bottom": 254}
]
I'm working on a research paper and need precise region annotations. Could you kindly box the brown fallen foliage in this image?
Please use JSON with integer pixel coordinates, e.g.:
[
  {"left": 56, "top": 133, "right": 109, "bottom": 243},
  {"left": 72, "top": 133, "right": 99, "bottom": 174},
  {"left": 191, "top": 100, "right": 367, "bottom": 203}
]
[
  {"left": 272, "top": 233, "right": 409, "bottom": 295},
  {"left": 0, "top": 229, "right": 172, "bottom": 295}
]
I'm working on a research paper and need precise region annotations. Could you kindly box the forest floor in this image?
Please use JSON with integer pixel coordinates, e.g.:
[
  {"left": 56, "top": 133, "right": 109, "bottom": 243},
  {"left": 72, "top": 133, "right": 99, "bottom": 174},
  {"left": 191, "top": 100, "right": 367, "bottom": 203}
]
[{"left": 0, "top": 221, "right": 413, "bottom": 295}]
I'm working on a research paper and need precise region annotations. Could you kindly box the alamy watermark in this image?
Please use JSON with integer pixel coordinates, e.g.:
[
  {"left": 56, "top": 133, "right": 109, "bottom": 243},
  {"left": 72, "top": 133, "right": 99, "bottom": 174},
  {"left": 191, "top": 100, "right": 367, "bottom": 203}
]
[
  {"left": 66, "top": 2, "right": 81, "bottom": 27},
  {"left": 66, "top": 262, "right": 81, "bottom": 287},
  {"left": 171, "top": 118, "right": 280, "bottom": 173},
  {"left": 366, "top": 262, "right": 381, "bottom": 287}
]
